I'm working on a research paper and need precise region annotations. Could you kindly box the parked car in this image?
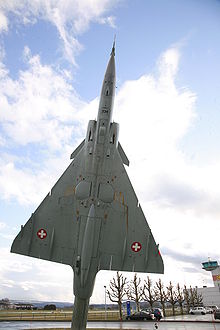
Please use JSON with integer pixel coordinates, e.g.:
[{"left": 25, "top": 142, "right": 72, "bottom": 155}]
[
  {"left": 126, "top": 310, "right": 154, "bottom": 321},
  {"left": 189, "top": 307, "right": 206, "bottom": 315},
  {"left": 205, "top": 306, "right": 213, "bottom": 314},
  {"left": 153, "top": 308, "right": 163, "bottom": 320},
  {"left": 207, "top": 305, "right": 218, "bottom": 312},
  {"left": 214, "top": 309, "right": 220, "bottom": 320}
]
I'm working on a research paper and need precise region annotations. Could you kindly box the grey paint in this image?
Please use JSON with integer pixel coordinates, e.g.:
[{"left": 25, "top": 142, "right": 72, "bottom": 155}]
[{"left": 11, "top": 42, "right": 164, "bottom": 330}]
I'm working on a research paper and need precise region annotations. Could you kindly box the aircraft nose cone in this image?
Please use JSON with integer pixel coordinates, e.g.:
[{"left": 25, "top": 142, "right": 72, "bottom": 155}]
[{"left": 105, "top": 53, "right": 115, "bottom": 80}]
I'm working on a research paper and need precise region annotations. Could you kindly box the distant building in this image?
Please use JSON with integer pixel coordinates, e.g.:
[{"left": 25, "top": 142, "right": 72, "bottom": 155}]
[
  {"left": 15, "top": 303, "right": 35, "bottom": 310},
  {"left": 197, "top": 260, "right": 220, "bottom": 307},
  {"left": 0, "top": 299, "right": 16, "bottom": 310},
  {"left": 0, "top": 302, "right": 6, "bottom": 310}
]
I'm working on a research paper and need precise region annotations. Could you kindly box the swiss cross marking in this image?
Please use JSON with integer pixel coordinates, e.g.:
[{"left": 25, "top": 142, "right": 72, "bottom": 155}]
[
  {"left": 131, "top": 241, "right": 142, "bottom": 252},
  {"left": 37, "top": 229, "right": 47, "bottom": 239}
]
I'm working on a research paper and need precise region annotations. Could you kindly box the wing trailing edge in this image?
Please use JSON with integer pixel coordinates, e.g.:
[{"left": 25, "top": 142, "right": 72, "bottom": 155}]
[
  {"left": 70, "top": 139, "right": 85, "bottom": 159},
  {"left": 118, "top": 142, "right": 129, "bottom": 166}
]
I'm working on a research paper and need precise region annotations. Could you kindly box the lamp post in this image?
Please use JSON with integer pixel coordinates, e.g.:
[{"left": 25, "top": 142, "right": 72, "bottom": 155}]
[{"left": 104, "top": 285, "right": 107, "bottom": 320}]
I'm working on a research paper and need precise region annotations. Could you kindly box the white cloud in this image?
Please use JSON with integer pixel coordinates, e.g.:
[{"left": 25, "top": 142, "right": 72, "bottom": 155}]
[
  {"left": 0, "top": 247, "right": 73, "bottom": 301},
  {"left": 0, "top": 0, "right": 119, "bottom": 63},
  {"left": 114, "top": 47, "right": 220, "bottom": 222},
  {"left": 98, "top": 15, "right": 116, "bottom": 28},
  {"left": 0, "top": 10, "right": 8, "bottom": 32},
  {"left": 115, "top": 48, "right": 195, "bottom": 150},
  {"left": 0, "top": 248, "right": 33, "bottom": 277},
  {"left": 0, "top": 47, "right": 86, "bottom": 148},
  {"left": 0, "top": 46, "right": 98, "bottom": 205},
  {"left": 158, "top": 47, "right": 180, "bottom": 79}
]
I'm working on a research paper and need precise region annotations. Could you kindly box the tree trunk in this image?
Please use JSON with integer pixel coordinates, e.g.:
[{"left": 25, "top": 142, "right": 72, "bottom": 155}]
[
  {"left": 118, "top": 299, "right": 122, "bottom": 320},
  {"left": 161, "top": 301, "right": 166, "bottom": 317},
  {"left": 172, "top": 304, "right": 175, "bottom": 316}
]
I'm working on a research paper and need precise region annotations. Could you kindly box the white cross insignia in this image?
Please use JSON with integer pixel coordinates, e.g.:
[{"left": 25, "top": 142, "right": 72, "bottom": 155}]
[
  {"left": 131, "top": 241, "right": 142, "bottom": 252},
  {"left": 37, "top": 229, "right": 47, "bottom": 239}
]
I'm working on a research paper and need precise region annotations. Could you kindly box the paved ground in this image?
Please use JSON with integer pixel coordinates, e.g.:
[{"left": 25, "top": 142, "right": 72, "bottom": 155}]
[
  {"left": 163, "top": 313, "right": 218, "bottom": 322},
  {"left": 0, "top": 315, "right": 219, "bottom": 330}
]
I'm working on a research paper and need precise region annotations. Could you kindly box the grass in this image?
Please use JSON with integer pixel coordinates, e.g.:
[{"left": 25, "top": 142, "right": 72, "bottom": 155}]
[
  {"left": 0, "top": 307, "right": 188, "bottom": 322},
  {"left": 0, "top": 309, "right": 119, "bottom": 322}
]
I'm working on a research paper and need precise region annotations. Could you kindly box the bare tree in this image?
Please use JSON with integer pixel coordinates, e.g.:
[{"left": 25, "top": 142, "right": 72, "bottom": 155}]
[
  {"left": 176, "top": 283, "right": 184, "bottom": 315},
  {"left": 183, "top": 285, "right": 191, "bottom": 313},
  {"left": 194, "top": 287, "right": 203, "bottom": 306},
  {"left": 189, "top": 286, "right": 199, "bottom": 308},
  {"left": 184, "top": 286, "right": 203, "bottom": 310},
  {"left": 155, "top": 278, "right": 167, "bottom": 317},
  {"left": 166, "top": 281, "right": 178, "bottom": 316},
  {"left": 107, "top": 272, "right": 128, "bottom": 320},
  {"left": 142, "top": 276, "right": 157, "bottom": 311},
  {"left": 126, "top": 273, "right": 142, "bottom": 312}
]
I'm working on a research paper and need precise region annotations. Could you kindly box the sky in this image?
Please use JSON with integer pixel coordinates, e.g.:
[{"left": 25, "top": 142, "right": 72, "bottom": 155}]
[{"left": 0, "top": 0, "right": 220, "bottom": 304}]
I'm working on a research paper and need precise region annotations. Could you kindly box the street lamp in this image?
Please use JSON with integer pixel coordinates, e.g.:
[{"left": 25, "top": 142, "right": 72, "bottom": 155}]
[{"left": 104, "top": 285, "right": 107, "bottom": 320}]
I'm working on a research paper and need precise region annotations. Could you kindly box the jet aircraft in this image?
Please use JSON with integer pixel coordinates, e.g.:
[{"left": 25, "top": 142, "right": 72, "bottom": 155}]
[{"left": 11, "top": 42, "right": 164, "bottom": 330}]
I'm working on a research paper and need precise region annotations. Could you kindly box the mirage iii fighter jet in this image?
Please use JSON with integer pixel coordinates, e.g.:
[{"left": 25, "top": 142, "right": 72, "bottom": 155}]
[{"left": 11, "top": 42, "right": 164, "bottom": 330}]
